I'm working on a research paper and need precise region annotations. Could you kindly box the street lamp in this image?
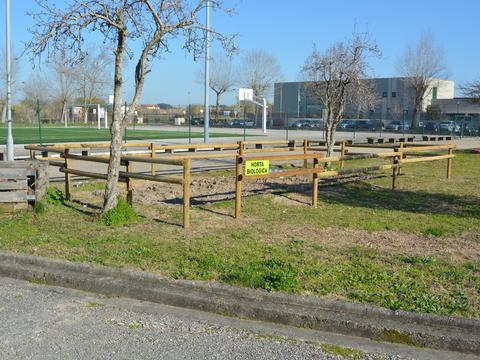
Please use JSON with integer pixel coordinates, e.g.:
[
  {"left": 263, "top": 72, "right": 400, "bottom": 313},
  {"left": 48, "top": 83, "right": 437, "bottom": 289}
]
[
  {"left": 203, "top": 0, "right": 210, "bottom": 143},
  {"left": 5, "top": 0, "right": 14, "bottom": 161}
]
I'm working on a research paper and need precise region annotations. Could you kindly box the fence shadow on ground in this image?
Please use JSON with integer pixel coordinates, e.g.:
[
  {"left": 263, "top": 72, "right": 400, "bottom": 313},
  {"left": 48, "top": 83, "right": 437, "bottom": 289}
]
[
  {"left": 154, "top": 173, "right": 479, "bottom": 219},
  {"left": 313, "top": 181, "right": 480, "bottom": 219}
]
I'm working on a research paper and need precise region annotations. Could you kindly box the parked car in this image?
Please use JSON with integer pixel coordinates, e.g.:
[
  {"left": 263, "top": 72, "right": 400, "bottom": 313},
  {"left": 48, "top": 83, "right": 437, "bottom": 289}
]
[
  {"left": 291, "top": 120, "right": 310, "bottom": 129},
  {"left": 385, "top": 121, "right": 410, "bottom": 131},
  {"left": 439, "top": 121, "right": 461, "bottom": 133},
  {"left": 228, "top": 119, "right": 255, "bottom": 127},
  {"left": 350, "top": 120, "right": 379, "bottom": 131},
  {"left": 424, "top": 122, "right": 439, "bottom": 132},
  {"left": 338, "top": 119, "right": 355, "bottom": 129},
  {"left": 190, "top": 117, "right": 204, "bottom": 126},
  {"left": 290, "top": 119, "right": 323, "bottom": 129}
]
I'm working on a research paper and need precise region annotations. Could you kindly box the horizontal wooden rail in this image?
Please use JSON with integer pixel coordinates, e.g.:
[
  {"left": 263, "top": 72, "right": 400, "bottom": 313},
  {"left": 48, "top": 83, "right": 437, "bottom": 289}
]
[
  {"left": 401, "top": 145, "right": 456, "bottom": 152},
  {"left": 59, "top": 167, "right": 126, "bottom": 182},
  {"left": 24, "top": 145, "right": 65, "bottom": 153},
  {"left": 61, "top": 153, "right": 122, "bottom": 165},
  {"left": 118, "top": 171, "right": 183, "bottom": 184},
  {"left": 153, "top": 143, "right": 240, "bottom": 151},
  {"left": 121, "top": 155, "right": 183, "bottom": 166},
  {"left": 240, "top": 153, "right": 325, "bottom": 162},
  {"left": 243, "top": 147, "right": 303, "bottom": 153},
  {"left": 400, "top": 154, "right": 454, "bottom": 164}
]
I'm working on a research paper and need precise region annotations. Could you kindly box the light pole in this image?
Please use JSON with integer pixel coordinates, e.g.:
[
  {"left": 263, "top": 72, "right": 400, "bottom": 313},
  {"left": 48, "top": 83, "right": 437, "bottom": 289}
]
[
  {"left": 5, "top": 0, "right": 14, "bottom": 161},
  {"left": 203, "top": 0, "right": 210, "bottom": 143}
]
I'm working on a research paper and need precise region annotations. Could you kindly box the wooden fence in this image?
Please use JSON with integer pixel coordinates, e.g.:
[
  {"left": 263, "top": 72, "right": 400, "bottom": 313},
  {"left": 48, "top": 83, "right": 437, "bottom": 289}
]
[
  {"left": 25, "top": 145, "right": 191, "bottom": 228},
  {"left": 25, "top": 139, "right": 456, "bottom": 226},
  {"left": 234, "top": 144, "right": 456, "bottom": 219}
]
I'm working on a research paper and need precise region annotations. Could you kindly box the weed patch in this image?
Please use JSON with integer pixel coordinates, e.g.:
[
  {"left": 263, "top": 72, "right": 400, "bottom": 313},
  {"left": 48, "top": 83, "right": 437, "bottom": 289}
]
[{"left": 98, "top": 199, "right": 139, "bottom": 226}]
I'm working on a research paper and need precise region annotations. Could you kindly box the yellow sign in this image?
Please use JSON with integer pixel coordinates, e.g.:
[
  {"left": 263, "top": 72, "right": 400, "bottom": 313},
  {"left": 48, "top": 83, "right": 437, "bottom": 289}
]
[{"left": 245, "top": 160, "right": 270, "bottom": 176}]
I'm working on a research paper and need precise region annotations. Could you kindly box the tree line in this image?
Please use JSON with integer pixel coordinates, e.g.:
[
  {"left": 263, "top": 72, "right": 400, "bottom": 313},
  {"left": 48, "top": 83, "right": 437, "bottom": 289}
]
[{"left": 1, "top": 49, "right": 111, "bottom": 124}]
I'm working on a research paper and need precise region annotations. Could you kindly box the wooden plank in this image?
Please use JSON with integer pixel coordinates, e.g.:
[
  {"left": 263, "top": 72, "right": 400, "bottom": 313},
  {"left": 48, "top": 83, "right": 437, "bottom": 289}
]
[
  {"left": 119, "top": 171, "right": 183, "bottom": 185},
  {"left": 0, "top": 179, "right": 27, "bottom": 190},
  {"left": 60, "top": 167, "right": 126, "bottom": 182},
  {"left": 62, "top": 153, "right": 121, "bottom": 164},
  {"left": 0, "top": 168, "right": 33, "bottom": 178},
  {"left": 0, "top": 190, "right": 28, "bottom": 203},
  {"left": 403, "top": 144, "right": 455, "bottom": 152},
  {"left": 400, "top": 154, "right": 454, "bottom": 164},
  {"left": 241, "top": 153, "right": 325, "bottom": 162},
  {"left": 121, "top": 155, "right": 183, "bottom": 166}
]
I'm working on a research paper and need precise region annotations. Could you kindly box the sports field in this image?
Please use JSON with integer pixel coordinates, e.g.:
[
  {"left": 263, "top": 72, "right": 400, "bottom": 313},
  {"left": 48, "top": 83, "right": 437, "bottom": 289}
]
[{"left": 0, "top": 127, "right": 241, "bottom": 145}]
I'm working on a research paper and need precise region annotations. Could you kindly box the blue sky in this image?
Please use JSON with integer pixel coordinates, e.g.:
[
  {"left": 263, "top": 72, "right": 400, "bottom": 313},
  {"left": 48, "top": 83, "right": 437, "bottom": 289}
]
[{"left": 2, "top": 0, "right": 480, "bottom": 105}]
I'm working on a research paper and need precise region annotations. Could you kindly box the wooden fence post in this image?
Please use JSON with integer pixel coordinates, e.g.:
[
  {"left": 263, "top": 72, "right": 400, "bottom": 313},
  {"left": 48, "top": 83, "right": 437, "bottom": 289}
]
[
  {"left": 64, "top": 148, "right": 71, "bottom": 201},
  {"left": 183, "top": 159, "right": 191, "bottom": 229},
  {"left": 303, "top": 139, "right": 308, "bottom": 168},
  {"left": 235, "top": 155, "right": 243, "bottom": 219},
  {"left": 392, "top": 149, "right": 399, "bottom": 190},
  {"left": 312, "top": 156, "right": 319, "bottom": 208},
  {"left": 150, "top": 143, "right": 156, "bottom": 176},
  {"left": 447, "top": 148, "right": 453, "bottom": 179},
  {"left": 238, "top": 140, "right": 245, "bottom": 156},
  {"left": 126, "top": 161, "right": 133, "bottom": 205},
  {"left": 397, "top": 142, "right": 405, "bottom": 175}
]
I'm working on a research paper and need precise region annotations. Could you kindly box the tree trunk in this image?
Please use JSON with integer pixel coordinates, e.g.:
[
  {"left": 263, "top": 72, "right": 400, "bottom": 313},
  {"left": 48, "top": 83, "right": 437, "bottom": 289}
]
[
  {"left": 413, "top": 108, "right": 421, "bottom": 129},
  {"left": 103, "top": 29, "right": 126, "bottom": 213},
  {"left": 215, "top": 92, "right": 220, "bottom": 126},
  {"left": 325, "top": 120, "right": 334, "bottom": 157}
]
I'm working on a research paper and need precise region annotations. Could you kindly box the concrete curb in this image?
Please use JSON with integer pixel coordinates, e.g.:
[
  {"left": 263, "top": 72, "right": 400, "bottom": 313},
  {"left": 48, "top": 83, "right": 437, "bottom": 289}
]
[{"left": 0, "top": 251, "right": 478, "bottom": 355}]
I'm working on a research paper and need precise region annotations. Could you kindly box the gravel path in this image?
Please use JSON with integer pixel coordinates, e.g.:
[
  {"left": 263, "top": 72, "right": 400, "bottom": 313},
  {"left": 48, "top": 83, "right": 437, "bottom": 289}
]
[
  {"left": 0, "top": 277, "right": 475, "bottom": 360},
  {"left": 0, "top": 277, "right": 389, "bottom": 360}
]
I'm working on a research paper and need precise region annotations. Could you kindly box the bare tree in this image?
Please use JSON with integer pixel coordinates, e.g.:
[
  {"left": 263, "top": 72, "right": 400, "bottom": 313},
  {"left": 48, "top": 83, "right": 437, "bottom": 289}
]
[
  {"left": 240, "top": 50, "right": 282, "bottom": 121},
  {"left": 77, "top": 49, "right": 113, "bottom": 107},
  {"left": 302, "top": 32, "right": 380, "bottom": 156},
  {"left": 49, "top": 54, "right": 79, "bottom": 124},
  {"left": 20, "top": 72, "right": 52, "bottom": 123},
  {"left": 397, "top": 33, "right": 446, "bottom": 128},
  {"left": 27, "top": 0, "right": 234, "bottom": 213},
  {"left": 198, "top": 54, "right": 236, "bottom": 125},
  {"left": 460, "top": 80, "right": 480, "bottom": 103}
]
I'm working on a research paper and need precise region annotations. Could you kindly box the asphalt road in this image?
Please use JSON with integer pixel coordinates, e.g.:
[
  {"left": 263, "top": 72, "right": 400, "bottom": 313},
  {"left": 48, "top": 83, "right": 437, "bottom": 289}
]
[{"left": 1, "top": 277, "right": 477, "bottom": 360}]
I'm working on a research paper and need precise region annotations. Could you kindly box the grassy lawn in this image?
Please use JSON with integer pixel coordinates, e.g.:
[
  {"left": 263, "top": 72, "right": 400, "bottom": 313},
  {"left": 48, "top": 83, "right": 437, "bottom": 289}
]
[
  {"left": 0, "top": 151, "right": 479, "bottom": 319},
  {"left": 0, "top": 127, "right": 242, "bottom": 144}
]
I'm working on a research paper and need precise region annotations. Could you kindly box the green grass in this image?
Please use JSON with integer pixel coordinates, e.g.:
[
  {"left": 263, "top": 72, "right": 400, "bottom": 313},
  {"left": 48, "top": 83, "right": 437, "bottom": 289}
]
[
  {"left": 0, "top": 126, "right": 243, "bottom": 144},
  {"left": 0, "top": 152, "right": 479, "bottom": 318}
]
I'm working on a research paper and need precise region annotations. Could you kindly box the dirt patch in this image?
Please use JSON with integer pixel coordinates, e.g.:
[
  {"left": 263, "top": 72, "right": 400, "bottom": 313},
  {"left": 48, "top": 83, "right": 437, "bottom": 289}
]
[
  {"left": 273, "top": 224, "right": 480, "bottom": 263},
  {"left": 131, "top": 173, "right": 374, "bottom": 206},
  {"left": 132, "top": 175, "right": 314, "bottom": 206}
]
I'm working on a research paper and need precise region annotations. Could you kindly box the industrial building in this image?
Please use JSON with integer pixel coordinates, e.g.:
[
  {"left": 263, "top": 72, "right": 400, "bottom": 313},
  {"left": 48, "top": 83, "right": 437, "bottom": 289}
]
[{"left": 273, "top": 77, "right": 454, "bottom": 119}]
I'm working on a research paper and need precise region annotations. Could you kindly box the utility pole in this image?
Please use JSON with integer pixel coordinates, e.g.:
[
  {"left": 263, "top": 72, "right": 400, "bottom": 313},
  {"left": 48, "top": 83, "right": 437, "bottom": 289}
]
[
  {"left": 5, "top": 0, "right": 14, "bottom": 160},
  {"left": 203, "top": 0, "right": 210, "bottom": 143}
]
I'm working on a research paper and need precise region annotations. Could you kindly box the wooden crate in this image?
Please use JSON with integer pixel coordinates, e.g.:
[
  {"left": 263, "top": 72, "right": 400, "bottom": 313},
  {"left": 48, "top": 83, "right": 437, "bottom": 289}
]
[
  {"left": 0, "top": 168, "right": 34, "bottom": 211},
  {"left": 0, "top": 160, "right": 49, "bottom": 212}
]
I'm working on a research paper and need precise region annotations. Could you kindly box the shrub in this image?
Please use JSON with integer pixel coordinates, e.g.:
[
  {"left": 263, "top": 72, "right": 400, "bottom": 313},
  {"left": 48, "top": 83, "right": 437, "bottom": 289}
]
[
  {"left": 98, "top": 199, "right": 139, "bottom": 226},
  {"left": 45, "top": 188, "right": 65, "bottom": 205}
]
